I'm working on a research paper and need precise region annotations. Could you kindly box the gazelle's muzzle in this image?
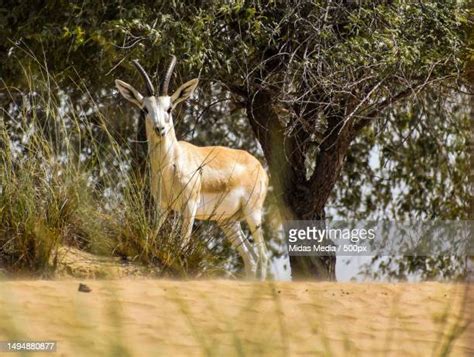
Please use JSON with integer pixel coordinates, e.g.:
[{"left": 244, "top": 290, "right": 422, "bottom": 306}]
[{"left": 154, "top": 125, "right": 166, "bottom": 137}]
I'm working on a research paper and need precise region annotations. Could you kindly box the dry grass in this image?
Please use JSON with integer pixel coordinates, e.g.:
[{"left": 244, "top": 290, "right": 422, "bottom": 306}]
[{"left": 0, "top": 280, "right": 472, "bottom": 356}]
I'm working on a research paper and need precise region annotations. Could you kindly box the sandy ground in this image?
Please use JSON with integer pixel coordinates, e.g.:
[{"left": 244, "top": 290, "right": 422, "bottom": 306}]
[{"left": 0, "top": 280, "right": 472, "bottom": 356}]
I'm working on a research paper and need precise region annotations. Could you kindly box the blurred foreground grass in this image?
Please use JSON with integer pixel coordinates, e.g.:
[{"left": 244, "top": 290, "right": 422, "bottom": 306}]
[{"left": 0, "top": 281, "right": 472, "bottom": 356}]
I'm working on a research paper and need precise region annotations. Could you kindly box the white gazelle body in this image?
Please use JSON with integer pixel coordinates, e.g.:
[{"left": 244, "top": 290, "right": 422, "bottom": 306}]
[{"left": 115, "top": 58, "right": 269, "bottom": 278}]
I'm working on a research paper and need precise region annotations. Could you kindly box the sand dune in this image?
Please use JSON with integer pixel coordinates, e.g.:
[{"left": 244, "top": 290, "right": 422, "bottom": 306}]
[{"left": 0, "top": 280, "right": 472, "bottom": 356}]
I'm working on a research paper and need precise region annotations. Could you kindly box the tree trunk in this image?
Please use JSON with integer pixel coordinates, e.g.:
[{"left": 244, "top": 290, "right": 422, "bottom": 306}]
[{"left": 246, "top": 89, "right": 356, "bottom": 280}]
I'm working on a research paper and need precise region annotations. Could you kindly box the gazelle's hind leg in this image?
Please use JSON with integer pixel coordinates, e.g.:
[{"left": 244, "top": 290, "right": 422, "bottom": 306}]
[
  {"left": 219, "top": 221, "right": 257, "bottom": 278},
  {"left": 244, "top": 210, "right": 268, "bottom": 280}
]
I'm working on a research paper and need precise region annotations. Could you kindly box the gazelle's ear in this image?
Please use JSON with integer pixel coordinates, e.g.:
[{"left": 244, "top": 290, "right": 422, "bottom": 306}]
[
  {"left": 115, "top": 79, "right": 144, "bottom": 107},
  {"left": 171, "top": 78, "right": 198, "bottom": 107}
]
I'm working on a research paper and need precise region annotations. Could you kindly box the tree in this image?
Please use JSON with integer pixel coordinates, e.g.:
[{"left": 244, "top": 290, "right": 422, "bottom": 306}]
[{"left": 183, "top": 0, "right": 469, "bottom": 279}]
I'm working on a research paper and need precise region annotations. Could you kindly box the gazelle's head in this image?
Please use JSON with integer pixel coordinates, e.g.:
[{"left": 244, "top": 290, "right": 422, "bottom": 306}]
[{"left": 115, "top": 56, "right": 198, "bottom": 137}]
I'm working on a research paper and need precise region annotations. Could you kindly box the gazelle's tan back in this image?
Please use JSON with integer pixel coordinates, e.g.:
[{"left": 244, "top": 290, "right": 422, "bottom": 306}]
[{"left": 179, "top": 141, "right": 268, "bottom": 221}]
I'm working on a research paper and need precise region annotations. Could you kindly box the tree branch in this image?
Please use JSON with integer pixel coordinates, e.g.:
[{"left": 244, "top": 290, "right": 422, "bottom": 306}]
[{"left": 352, "top": 87, "right": 414, "bottom": 133}]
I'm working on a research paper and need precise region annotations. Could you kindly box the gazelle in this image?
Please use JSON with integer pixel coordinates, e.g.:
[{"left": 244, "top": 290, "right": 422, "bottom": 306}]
[{"left": 115, "top": 57, "right": 269, "bottom": 278}]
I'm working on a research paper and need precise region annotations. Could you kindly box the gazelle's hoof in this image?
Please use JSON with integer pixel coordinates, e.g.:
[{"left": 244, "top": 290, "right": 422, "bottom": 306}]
[{"left": 256, "top": 260, "right": 268, "bottom": 280}]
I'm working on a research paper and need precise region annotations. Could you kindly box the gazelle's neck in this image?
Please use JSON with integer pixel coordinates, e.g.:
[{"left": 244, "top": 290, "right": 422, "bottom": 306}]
[{"left": 145, "top": 120, "right": 179, "bottom": 169}]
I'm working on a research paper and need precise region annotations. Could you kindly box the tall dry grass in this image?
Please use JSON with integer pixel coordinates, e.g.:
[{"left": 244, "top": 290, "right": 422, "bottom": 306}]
[{"left": 0, "top": 281, "right": 471, "bottom": 356}]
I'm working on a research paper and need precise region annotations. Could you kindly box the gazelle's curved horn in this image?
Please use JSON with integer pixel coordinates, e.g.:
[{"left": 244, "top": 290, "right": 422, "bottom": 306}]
[
  {"left": 132, "top": 59, "right": 154, "bottom": 96},
  {"left": 160, "top": 55, "right": 176, "bottom": 96}
]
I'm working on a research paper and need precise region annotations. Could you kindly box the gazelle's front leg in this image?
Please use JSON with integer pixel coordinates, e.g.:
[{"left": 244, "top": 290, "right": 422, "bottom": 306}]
[{"left": 180, "top": 197, "right": 198, "bottom": 249}]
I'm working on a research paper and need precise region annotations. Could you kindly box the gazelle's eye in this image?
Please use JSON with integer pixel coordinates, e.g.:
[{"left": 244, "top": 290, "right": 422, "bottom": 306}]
[
  {"left": 142, "top": 107, "right": 148, "bottom": 114},
  {"left": 167, "top": 107, "right": 172, "bottom": 114}
]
